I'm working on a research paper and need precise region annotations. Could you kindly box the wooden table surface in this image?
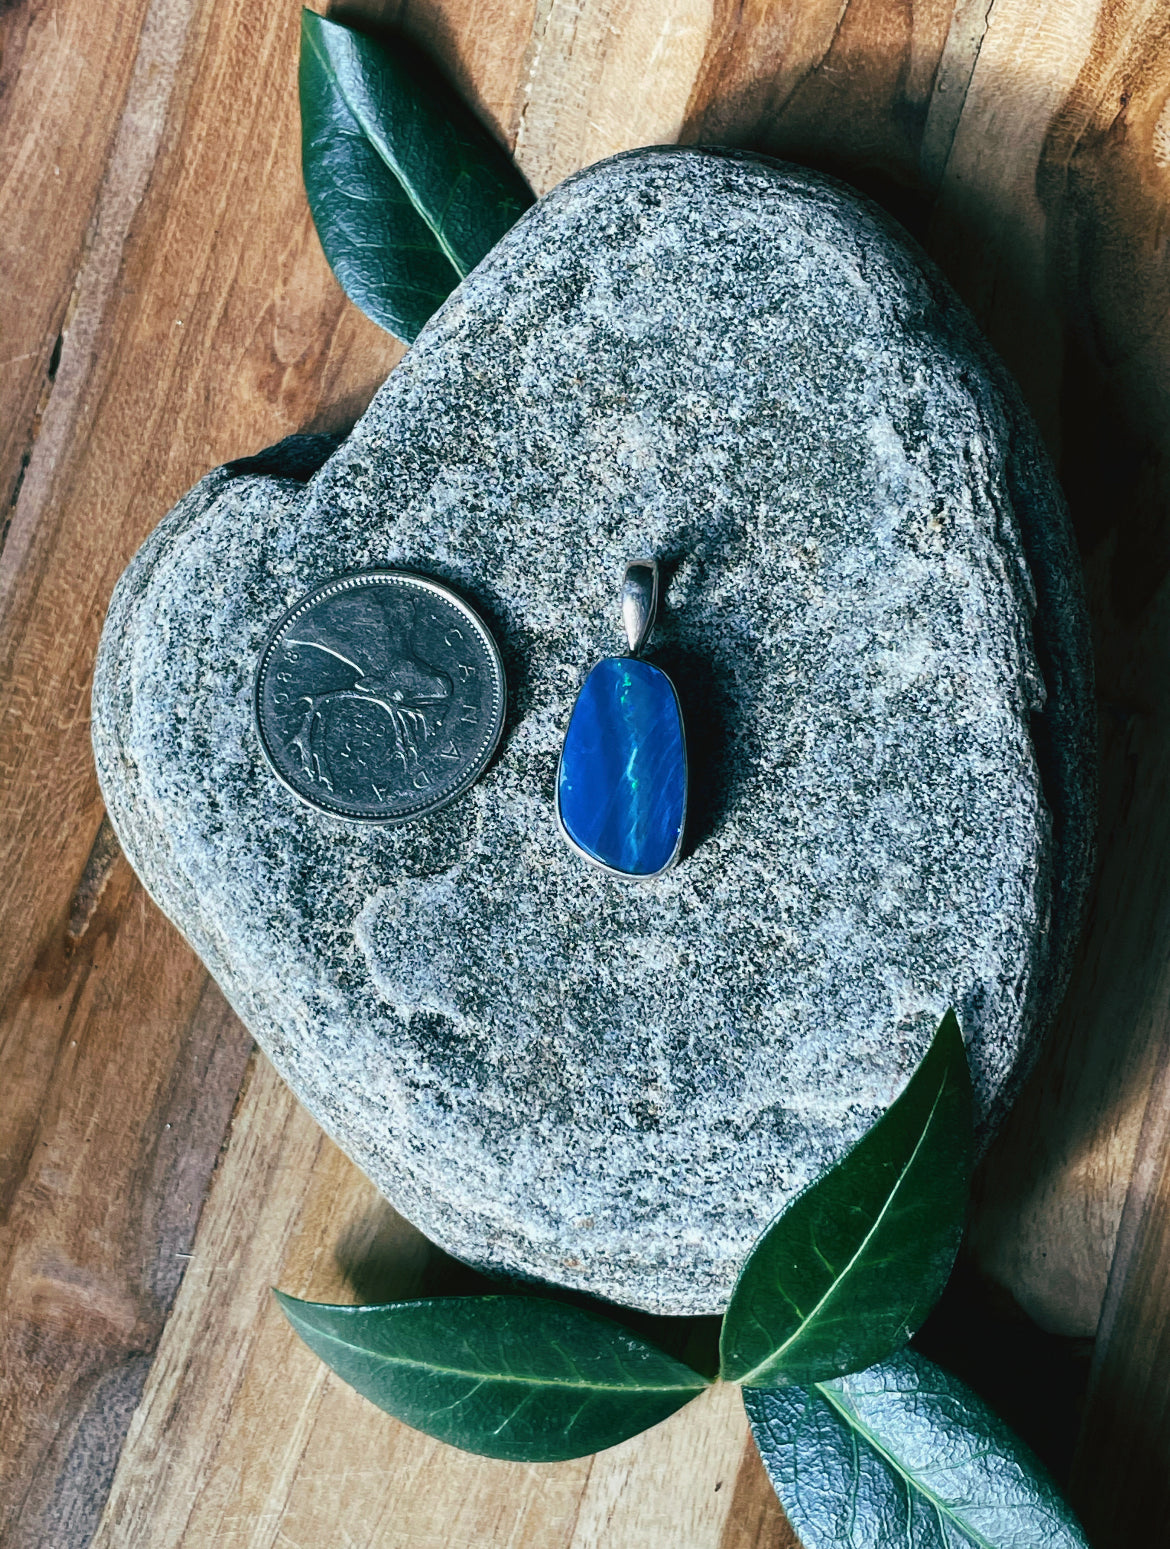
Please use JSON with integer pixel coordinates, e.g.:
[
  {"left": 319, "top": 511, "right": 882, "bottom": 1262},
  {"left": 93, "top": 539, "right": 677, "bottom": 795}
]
[{"left": 4, "top": 0, "right": 1170, "bottom": 1544}]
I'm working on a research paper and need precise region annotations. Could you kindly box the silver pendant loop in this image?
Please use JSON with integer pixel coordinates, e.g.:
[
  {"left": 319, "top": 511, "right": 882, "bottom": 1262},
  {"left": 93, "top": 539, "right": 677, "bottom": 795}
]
[{"left": 621, "top": 559, "right": 659, "bottom": 656}]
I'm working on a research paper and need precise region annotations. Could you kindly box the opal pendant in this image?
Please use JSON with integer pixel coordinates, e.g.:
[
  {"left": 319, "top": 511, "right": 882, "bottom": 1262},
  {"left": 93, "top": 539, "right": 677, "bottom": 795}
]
[{"left": 556, "top": 560, "right": 687, "bottom": 879}]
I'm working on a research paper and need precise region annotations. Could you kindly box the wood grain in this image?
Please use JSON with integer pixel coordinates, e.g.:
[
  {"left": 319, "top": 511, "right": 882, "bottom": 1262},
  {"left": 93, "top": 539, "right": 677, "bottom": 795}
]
[
  {"left": 718, "top": 1439, "right": 801, "bottom": 1549},
  {"left": 948, "top": 0, "right": 1170, "bottom": 1344},
  {"left": 92, "top": 1055, "right": 757, "bottom": 1549},
  {"left": 0, "top": 0, "right": 397, "bottom": 1539},
  {"left": 0, "top": 876, "right": 251, "bottom": 1547},
  {"left": 682, "top": 0, "right": 955, "bottom": 209},
  {"left": 3, "top": 0, "right": 1170, "bottom": 1540},
  {"left": 0, "top": 0, "right": 152, "bottom": 563},
  {"left": 1072, "top": 1023, "right": 1170, "bottom": 1546}
]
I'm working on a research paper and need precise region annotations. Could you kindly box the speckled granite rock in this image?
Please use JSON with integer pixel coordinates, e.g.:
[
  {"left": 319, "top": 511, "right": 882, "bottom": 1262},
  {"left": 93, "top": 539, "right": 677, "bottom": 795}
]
[{"left": 92, "top": 148, "right": 1095, "bottom": 1316}]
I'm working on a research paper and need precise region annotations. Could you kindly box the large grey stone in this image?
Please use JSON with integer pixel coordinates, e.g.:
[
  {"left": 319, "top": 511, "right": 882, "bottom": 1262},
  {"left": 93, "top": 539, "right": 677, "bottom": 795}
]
[{"left": 93, "top": 148, "right": 1094, "bottom": 1316}]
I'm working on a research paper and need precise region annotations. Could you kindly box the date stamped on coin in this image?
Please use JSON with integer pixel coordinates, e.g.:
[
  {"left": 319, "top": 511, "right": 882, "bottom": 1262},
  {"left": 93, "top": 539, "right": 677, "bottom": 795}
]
[{"left": 254, "top": 570, "right": 505, "bottom": 823}]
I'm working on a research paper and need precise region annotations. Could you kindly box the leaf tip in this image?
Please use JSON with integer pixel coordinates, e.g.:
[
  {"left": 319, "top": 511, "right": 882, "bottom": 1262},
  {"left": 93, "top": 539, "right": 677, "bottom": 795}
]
[{"left": 937, "top": 1004, "right": 962, "bottom": 1044}]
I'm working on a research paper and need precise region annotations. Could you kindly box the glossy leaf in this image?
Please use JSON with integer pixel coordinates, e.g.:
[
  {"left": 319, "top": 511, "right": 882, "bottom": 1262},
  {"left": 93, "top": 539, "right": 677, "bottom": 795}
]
[
  {"left": 275, "top": 1291, "right": 709, "bottom": 1460},
  {"left": 721, "top": 1010, "right": 972, "bottom": 1387},
  {"left": 299, "top": 10, "right": 533, "bottom": 342},
  {"left": 745, "top": 1350, "right": 1090, "bottom": 1548}
]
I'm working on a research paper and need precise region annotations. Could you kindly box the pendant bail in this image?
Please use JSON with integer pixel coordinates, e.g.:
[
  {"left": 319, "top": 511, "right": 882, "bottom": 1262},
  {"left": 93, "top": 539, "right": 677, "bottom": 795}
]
[{"left": 621, "top": 559, "right": 659, "bottom": 657}]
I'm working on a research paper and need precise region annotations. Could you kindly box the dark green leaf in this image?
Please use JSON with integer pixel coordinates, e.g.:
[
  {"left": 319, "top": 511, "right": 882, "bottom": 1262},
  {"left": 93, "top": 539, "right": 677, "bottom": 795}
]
[
  {"left": 721, "top": 1010, "right": 972, "bottom": 1387},
  {"left": 299, "top": 10, "right": 534, "bottom": 342},
  {"left": 275, "top": 1291, "right": 709, "bottom": 1460},
  {"left": 744, "top": 1350, "right": 1090, "bottom": 1548}
]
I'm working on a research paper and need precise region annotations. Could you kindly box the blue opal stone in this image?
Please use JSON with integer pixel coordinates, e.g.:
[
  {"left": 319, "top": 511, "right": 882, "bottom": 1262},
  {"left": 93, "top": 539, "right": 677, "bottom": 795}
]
[{"left": 557, "top": 656, "right": 687, "bottom": 877}]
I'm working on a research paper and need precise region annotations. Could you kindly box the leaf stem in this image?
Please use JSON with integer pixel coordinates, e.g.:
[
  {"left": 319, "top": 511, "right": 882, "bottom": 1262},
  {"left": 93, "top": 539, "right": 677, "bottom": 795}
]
[{"left": 283, "top": 1316, "right": 709, "bottom": 1392}]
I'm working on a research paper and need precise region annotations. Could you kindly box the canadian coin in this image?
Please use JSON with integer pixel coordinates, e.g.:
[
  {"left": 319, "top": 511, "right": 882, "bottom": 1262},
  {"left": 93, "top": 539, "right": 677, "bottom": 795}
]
[{"left": 254, "top": 569, "right": 505, "bottom": 823}]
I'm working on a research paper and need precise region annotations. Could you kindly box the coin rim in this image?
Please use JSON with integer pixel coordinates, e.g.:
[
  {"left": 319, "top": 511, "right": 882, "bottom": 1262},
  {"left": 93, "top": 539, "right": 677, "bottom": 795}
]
[{"left": 253, "top": 568, "right": 506, "bottom": 824}]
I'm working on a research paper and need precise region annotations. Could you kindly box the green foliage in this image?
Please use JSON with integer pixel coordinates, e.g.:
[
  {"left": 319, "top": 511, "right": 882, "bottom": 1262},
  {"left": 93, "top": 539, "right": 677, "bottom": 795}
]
[
  {"left": 298, "top": 10, "right": 533, "bottom": 342},
  {"left": 720, "top": 1010, "right": 972, "bottom": 1387},
  {"left": 274, "top": 1291, "right": 708, "bottom": 1461},
  {"left": 273, "top": 1007, "right": 1085, "bottom": 1541},
  {"left": 744, "top": 1349, "right": 1091, "bottom": 1548}
]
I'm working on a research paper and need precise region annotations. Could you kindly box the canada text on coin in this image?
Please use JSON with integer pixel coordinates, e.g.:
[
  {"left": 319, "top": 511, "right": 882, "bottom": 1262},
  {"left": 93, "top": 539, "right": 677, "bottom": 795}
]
[{"left": 254, "top": 570, "right": 505, "bottom": 822}]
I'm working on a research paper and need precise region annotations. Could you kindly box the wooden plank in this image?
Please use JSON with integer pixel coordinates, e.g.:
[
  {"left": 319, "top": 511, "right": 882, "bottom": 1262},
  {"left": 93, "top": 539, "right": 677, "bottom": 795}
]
[
  {"left": 92, "top": 1055, "right": 759, "bottom": 1549},
  {"left": 919, "top": 0, "right": 1000, "bottom": 188},
  {"left": 1074, "top": 1028, "right": 1170, "bottom": 1544},
  {"left": 1072, "top": 1023, "right": 1170, "bottom": 1545},
  {"left": 0, "top": 851, "right": 251, "bottom": 1547},
  {"left": 0, "top": 0, "right": 400, "bottom": 1537},
  {"left": 718, "top": 1439, "right": 801, "bottom": 1549},
  {"left": 0, "top": 0, "right": 401, "bottom": 1017},
  {"left": 0, "top": 0, "right": 151, "bottom": 553},
  {"left": 1023, "top": 10, "right": 1170, "bottom": 1515},
  {"left": 0, "top": 0, "right": 202, "bottom": 1011},
  {"left": 681, "top": 0, "right": 955, "bottom": 209},
  {"left": 939, "top": 0, "right": 1170, "bottom": 1345},
  {"left": 513, "top": 0, "right": 713, "bottom": 194},
  {"left": 565, "top": 1379, "right": 749, "bottom": 1548}
]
